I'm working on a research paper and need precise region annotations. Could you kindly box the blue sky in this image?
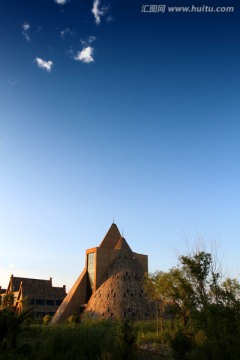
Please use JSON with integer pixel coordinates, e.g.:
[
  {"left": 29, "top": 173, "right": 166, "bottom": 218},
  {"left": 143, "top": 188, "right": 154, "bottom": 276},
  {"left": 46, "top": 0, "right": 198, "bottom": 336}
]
[{"left": 0, "top": 0, "right": 240, "bottom": 290}]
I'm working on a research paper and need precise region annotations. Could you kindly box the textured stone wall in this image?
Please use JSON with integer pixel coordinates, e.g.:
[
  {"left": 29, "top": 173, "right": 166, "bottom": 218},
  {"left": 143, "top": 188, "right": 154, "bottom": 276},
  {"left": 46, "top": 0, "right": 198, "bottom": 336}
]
[{"left": 84, "top": 243, "right": 154, "bottom": 320}]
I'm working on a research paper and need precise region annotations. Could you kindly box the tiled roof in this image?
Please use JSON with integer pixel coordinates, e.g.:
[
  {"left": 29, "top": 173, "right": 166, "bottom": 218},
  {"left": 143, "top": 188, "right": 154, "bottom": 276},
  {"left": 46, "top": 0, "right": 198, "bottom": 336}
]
[
  {"left": 9, "top": 276, "right": 66, "bottom": 299},
  {"left": 11, "top": 277, "right": 50, "bottom": 292}
]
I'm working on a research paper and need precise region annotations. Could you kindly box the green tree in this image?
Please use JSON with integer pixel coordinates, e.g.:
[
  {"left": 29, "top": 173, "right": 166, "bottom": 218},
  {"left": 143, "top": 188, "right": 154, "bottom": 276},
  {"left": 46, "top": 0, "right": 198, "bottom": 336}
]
[{"left": 146, "top": 249, "right": 240, "bottom": 359}]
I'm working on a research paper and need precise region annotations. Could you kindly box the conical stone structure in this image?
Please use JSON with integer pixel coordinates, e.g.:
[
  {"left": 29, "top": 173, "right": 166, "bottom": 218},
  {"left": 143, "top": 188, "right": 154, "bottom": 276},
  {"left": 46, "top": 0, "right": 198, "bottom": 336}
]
[
  {"left": 51, "top": 223, "right": 153, "bottom": 323},
  {"left": 84, "top": 237, "right": 154, "bottom": 320}
]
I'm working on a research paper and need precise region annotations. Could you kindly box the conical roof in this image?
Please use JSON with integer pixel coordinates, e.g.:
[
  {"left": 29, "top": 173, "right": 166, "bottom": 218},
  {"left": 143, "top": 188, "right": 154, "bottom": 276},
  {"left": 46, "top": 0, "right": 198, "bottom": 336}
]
[
  {"left": 114, "top": 237, "right": 132, "bottom": 251},
  {"left": 84, "top": 237, "right": 154, "bottom": 320},
  {"left": 99, "top": 223, "right": 121, "bottom": 249}
]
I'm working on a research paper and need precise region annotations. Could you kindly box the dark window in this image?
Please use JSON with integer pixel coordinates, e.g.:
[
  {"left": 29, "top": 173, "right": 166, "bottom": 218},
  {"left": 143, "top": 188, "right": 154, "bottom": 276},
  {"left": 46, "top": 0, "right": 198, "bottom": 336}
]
[
  {"left": 36, "top": 299, "right": 44, "bottom": 305},
  {"left": 46, "top": 300, "right": 55, "bottom": 306},
  {"left": 124, "top": 312, "right": 126, "bottom": 317},
  {"left": 80, "top": 306, "right": 85, "bottom": 314},
  {"left": 111, "top": 313, "right": 113, "bottom": 317},
  {"left": 128, "top": 308, "right": 131, "bottom": 312},
  {"left": 56, "top": 300, "right": 62, "bottom": 306},
  {"left": 30, "top": 299, "right": 35, "bottom": 305},
  {"left": 124, "top": 293, "right": 126, "bottom": 297}
]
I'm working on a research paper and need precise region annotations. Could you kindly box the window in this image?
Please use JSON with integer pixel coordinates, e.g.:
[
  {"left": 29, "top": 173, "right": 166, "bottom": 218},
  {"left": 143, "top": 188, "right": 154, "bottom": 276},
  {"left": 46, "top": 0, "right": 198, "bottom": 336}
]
[
  {"left": 87, "top": 253, "right": 95, "bottom": 291},
  {"left": 46, "top": 300, "right": 55, "bottom": 306},
  {"left": 36, "top": 299, "right": 44, "bottom": 305},
  {"left": 56, "top": 300, "right": 62, "bottom": 306}
]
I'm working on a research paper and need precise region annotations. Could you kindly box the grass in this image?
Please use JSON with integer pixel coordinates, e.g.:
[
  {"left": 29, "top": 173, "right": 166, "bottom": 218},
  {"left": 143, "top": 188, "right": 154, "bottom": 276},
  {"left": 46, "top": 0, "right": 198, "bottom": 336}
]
[{"left": 0, "top": 317, "right": 173, "bottom": 360}]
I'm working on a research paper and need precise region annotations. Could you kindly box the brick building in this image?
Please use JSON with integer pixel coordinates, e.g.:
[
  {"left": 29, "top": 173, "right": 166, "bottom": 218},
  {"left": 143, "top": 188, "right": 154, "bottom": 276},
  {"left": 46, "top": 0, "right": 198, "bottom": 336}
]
[{"left": 0, "top": 275, "right": 67, "bottom": 318}]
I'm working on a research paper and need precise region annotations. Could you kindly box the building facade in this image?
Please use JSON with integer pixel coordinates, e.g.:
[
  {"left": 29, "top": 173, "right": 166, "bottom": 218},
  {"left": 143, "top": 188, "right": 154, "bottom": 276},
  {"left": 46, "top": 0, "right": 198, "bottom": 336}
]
[
  {"left": 0, "top": 275, "right": 67, "bottom": 318},
  {"left": 52, "top": 223, "right": 154, "bottom": 323}
]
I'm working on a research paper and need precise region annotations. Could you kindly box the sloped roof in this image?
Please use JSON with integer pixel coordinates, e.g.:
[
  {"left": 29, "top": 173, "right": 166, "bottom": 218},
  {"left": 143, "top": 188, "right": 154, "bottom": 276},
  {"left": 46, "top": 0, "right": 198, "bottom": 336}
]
[
  {"left": 8, "top": 276, "right": 66, "bottom": 299},
  {"left": 9, "top": 276, "right": 51, "bottom": 293},
  {"left": 114, "top": 237, "right": 132, "bottom": 251},
  {"left": 84, "top": 238, "right": 153, "bottom": 320},
  {"left": 99, "top": 223, "right": 121, "bottom": 249},
  {"left": 22, "top": 282, "right": 66, "bottom": 299}
]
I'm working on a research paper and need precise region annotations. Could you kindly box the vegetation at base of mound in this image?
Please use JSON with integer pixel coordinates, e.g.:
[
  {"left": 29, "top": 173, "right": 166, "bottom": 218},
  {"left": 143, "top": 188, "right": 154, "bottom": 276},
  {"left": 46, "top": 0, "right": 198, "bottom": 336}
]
[
  {"left": 0, "top": 318, "right": 159, "bottom": 360},
  {"left": 1, "top": 246, "right": 240, "bottom": 360}
]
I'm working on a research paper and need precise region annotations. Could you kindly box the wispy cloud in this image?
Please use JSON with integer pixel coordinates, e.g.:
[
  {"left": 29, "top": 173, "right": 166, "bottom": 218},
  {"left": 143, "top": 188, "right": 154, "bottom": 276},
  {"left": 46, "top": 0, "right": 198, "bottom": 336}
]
[
  {"left": 60, "top": 28, "right": 70, "bottom": 38},
  {"left": 92, "top": 0, "right": 109, "bottom": 25},
  {"left": 88, "top": 35, "right": 96, "bottom": 44},
  {"left": 22, "top": 22, "right": 31, "bottom": 42},
  {"left": 80, "top": 35, "right": 96, "bottom": 47},
  {"left": 54, "top": 0, "right": 68, "bottom": 4},
  {"left": 74, "top": 47, "right": 94, "bottom": 63},
  {"left": 35, "top": 57, "right": 53, "bottom": 72}
]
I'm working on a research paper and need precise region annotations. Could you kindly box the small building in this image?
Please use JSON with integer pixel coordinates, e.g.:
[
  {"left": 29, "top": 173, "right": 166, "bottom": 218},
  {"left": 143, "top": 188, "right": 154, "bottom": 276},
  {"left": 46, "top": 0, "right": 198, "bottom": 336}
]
[
  {"left": 51, "top": 223, "right": 154, "bottom": 323},
  {"left": 0, "top": 275, "right": 67, "bottom": 318}
]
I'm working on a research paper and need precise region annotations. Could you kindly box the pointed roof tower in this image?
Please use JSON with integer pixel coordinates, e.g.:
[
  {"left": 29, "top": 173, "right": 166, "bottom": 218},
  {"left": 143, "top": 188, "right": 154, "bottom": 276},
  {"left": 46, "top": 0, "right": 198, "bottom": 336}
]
[
  {"left": 51, "top": 223, "right": 150, "bottom": 324},
  {"left": 114, "top": 236, "right": 132, "bottom": 252},
  {"left": 99, "top": 223, "right": 121, "bottom": 249},
  {"left": 84, "top": 236, "right": 153, "bottom": 320}
]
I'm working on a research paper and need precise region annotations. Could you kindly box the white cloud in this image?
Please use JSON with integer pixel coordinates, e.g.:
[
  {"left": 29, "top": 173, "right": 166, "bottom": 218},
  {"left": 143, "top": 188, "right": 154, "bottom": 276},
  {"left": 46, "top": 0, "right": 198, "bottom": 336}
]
[
  {"left": 74, "top": 47, "right": 94, "bottom": 63},
  {"left": 54, "top": 0, "right": 68, "bottom": 4},
  {"left": 22, "top": 23, "right": 30, "bottom": 31},
  {"left": 88, "top": 35, "right": 96, "bottom": 44},
  {"left": 92, "top": 0, "right": 108, "bottom": 25},
  {"left": 35, "top": 57, "right": 53, "bottom": 72},
  {"left": 22, "top": 22, "right": 31, "bottom": 42},
  {"left": 60, "top": 28, "right": 70, "bottom": 38},
  {"left": 80, "top": 35, "right": 96, "bottom": 47}
]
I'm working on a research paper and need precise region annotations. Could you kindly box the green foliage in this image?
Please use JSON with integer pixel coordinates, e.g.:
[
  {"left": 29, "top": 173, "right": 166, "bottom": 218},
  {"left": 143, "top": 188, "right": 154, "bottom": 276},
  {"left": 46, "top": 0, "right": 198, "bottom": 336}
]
[
  {"left": 43, "top": 314, "right": 51, "bottom": 325},
  {"left": 1, "top": 293, "right": 14, "bottom": 307},
  {"left": 0, "top": 307, "right": 31, "bottom": 353},
  {"left": 0, "top": 318, "right": 140, "bottom": 360},
  {"left": 66, "top": 314, "right": 77, "bottom": 324},
  {"left": 170, "top": 331, "right": 194, "bottom": 360},
  {"left": 144, "top": 248, "right": 240, "bottom": 360}
]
